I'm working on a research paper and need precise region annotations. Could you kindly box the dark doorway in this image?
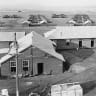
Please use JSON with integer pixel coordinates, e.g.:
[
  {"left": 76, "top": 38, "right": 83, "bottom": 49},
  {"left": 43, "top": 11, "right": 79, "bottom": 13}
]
[
  {"left": 79, "top": 40, "right": 82, "bottom": 48},
  {"left": 62, "top": 61, "right": 70, "bottom": 72},
  {"left": 91, "top": 39, "right": 94, "bottom": 47},
  {"left": 37, "top": 63, "right": 44, "bottom": 75}
]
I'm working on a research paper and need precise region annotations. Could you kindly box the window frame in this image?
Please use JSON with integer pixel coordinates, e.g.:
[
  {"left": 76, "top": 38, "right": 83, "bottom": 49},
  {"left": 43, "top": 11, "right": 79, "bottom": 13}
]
[
  {"left": 66, "top": 39, "right": 70, "bottom": 46},
  {"left": 10, "top": 61, "right": 16, "bottom": 73},
  {"left": 22, "top": 60, "right": 29, "bottom": 71}
]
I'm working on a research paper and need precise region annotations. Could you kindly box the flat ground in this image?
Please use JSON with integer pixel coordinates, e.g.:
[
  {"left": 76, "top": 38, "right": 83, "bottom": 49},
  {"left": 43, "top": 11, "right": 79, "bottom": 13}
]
[
  {"left": 0, "top": 10, "right": 96, "bottom": 96},
  {"left": 1, "top": 67, "right": 96, "bottom": 96}
]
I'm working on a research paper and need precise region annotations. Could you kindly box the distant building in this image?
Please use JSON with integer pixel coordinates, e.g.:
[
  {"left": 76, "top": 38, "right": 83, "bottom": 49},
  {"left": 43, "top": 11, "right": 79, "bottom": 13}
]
[
  {"left": 44, "top": 26, "right": 96, "bottom": 49},
  {"left": 3, "top": 14, "right": 21, "bottom": 18},
  {"left": 67, "top": 14, "right": 95, "bottom": 26},
  {"left": 27, "top": 15, "right": 52, "bottom": 26},
  {"left": 52, "top": 14, "right": 67, "bottom": 18}
]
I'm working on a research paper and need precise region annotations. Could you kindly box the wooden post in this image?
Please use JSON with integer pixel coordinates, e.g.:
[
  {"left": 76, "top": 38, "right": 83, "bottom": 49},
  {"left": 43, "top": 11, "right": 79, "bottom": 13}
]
[
  {"left": 31, "top": 46, "right": 33, "bottom": 76},
  {"left": 31, "top": 32, "right": 33, "bottom": 76},
  {"left": 0, "top": 66, "right": 1, "bottom": 77},
  {"left": 14, "top": 33, "right": 19, "bottom": 96}
]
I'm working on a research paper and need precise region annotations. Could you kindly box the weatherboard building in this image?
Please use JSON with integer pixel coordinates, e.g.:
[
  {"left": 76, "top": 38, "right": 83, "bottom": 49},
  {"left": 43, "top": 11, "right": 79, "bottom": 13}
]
[
  {"left": 45, "top": 26, "right": 96, "bottom": 50},
  {"left": 0, "top": 31, "right": 65, "bottom": 77}
]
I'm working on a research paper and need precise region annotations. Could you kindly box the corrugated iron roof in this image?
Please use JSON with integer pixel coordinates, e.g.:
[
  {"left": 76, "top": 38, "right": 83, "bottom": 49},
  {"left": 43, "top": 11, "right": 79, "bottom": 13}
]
[
  {"left": 0, "top": 48, "right": 9, "bottom": 54},
  {"left": 0, "top": 32, "right": 25, "bottom": 41},
  {"left": 44, "top": 26, "right": 96, "bottom": 39}
]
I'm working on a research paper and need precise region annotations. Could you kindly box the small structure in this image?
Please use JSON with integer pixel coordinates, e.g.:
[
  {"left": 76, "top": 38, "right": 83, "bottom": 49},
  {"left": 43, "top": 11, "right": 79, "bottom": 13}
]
[
  {"left": 51, "top": 82, "right": 83, "bottom": 96},
  {"left": 52, "top": 14, "right": 67, "bottom": 18},
  {"left": 2, "top": 15, "right": 10, "bottom": 18},
  {"left": 18, "top": 10, "right": 22, "bottom": 13},
  {"left": 67, "top": 14, "right": 94, "bottom": 26},
  {"left": 3, "top": 15, "right": 21, "bottom": 18},
  {"left": 23, "top": 15, "right": 52, "bottom": 26},
  {"left": 1, "top": 89, "right": 9, "bottom": 96}
]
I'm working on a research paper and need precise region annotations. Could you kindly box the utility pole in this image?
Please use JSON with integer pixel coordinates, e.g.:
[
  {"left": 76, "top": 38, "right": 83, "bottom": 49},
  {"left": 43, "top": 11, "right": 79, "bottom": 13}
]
[
  {"left": 14, "top": 33, "right": 19, "bottom": 96},
  {"left": 31, "top": 46, "right": 33, "bottom": 76},
  {"left": 0, "top": 66, "right": 1, "bottom": 77},
  {"left": 31, "top": 32, "right": 33, "bottom": 76}
]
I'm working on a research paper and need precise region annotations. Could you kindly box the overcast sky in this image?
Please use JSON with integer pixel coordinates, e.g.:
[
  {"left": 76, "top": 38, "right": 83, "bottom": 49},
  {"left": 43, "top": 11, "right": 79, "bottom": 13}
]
[{"left": 0, "top": 0, "right": 96, "bottom": 10}]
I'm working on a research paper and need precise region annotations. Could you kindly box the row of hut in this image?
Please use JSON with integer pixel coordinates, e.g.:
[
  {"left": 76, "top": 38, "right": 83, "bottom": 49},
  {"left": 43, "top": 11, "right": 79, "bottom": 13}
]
[{"left": 1, "top": 13, "right": 96, "bottom": 26}]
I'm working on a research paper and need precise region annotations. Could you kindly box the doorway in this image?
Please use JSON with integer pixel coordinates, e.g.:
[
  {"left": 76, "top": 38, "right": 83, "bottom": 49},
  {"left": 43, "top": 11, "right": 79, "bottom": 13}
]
[
  {"left": 62, "top": 61, "right": 70, "bottom": 72},
  {"left": 79, "top": 40, "right": 82, "bottom": 48},
  {"left": 37, "top": 63, "right": 44, "bottom": 75}
]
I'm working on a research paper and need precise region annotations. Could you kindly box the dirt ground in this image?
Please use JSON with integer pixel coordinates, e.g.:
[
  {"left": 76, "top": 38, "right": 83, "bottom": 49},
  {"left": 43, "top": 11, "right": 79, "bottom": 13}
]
[{"left": 1, "top": 67, "right": 96, "bottom": 96}]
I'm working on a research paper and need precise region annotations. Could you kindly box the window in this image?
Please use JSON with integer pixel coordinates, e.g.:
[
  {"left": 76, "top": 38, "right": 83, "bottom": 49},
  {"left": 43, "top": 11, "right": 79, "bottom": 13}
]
[
  {"left": 66, "top": 40, "right": 70, "bottom": 46},
  {"left": 79, "top": 40, "right": 82, "bottom": 48},
  {"left": 10, "top": 61, "right": 16, "bottom": 72},
  {"left": 91, "top": 39, "right": 94, "bottom": 47},
  {"left": 22, "top": 60, "right": 29, "bottom": 71}
]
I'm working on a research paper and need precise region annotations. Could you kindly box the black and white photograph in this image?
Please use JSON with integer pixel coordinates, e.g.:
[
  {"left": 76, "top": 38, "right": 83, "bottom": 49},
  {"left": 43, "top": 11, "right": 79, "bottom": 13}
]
[{"left": 0, "top": 0, "right": 96, "bottom": 96}]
